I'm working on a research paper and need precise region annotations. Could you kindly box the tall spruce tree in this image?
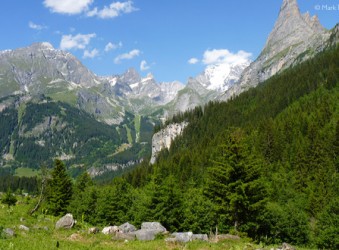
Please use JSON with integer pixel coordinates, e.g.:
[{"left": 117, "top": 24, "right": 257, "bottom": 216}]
[
  {"left": 205, "top": 128, "right": 267, "bottom": 237},
  {"left": 46, "top": 159, "right": 73, "bottom": 216}
]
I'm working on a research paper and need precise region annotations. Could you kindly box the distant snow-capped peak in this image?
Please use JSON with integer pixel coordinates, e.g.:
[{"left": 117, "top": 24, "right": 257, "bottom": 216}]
[{"left": 200, "top": 61, "right": 250, "bottom": 92}]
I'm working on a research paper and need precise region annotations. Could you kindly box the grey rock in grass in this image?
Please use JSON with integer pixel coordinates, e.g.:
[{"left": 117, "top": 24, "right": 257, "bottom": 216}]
[{"left": 55, "top": 213, "right": 75, "bottom": 229}]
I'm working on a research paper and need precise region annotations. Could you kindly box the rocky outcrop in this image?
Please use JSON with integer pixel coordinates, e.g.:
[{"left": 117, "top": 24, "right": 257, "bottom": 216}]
[
  {"left": 55, "top": 213, "right": 75, "bottom": 229},
  {"left": 150, "top": 122, "right": 188, "bottom": 164},
  {"left": 166, "top": 232, "right": 208, "bottom": 243},
  {"left": 221, "top": 0, "right": 330, "bottom": 101},
  {"left": 102, "top": 226, "right": 120, "bottom": 235},
  {"left": 130, "top": 222, "right": 167, "bottom": 241},
  {"left": 87, "top": 160, "right": 141, "bottom": 178},
  {"left": 118, "top": 222, "right": 136, "bottom": 234}
]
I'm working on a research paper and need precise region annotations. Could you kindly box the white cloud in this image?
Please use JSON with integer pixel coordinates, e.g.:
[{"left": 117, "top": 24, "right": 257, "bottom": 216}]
[
  {"left": 60, "top": 33, "right": 96, "bottom": 50},
  {"left": 114, "top": 49, "right": 140, "bottom": 64},
  {"left": 188, "top": 58, "right": 199, "bottom": 65},
  {"left": 43, "top": 0, "right": 93, "bottom": 15},
  {"left": 105, "top": 41, "right": 123, "bottom": 52},
  {"left": 83, "top": 48, "right": 99, "bottom": 59},
  {"left": 87, "top": 1, "right": 138, "bottom": 19},
  {"left": 202, "top": 49, "right": 252, "bottom": 65},
  {"left": 140, "top": 60, "right": 150, "bottom": 71},
  {"left": 28, "top": 21, "right": 47, "bottom": 31}
]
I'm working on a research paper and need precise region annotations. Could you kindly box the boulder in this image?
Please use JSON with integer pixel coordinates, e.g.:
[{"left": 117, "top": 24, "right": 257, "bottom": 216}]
[
  {"left": 88, "top": 227, "right": 100, "bottom": 234},
  {"left": 141, "top": 222, "right": 167, "bottom": 234},
  {"left": 55, "top": 213, "right": 75, "bottom": 229},
  {"left": 119, "top": 222, "right": 136, "bottom": 233},
  {"left": 192, "top": 234, "right": 208, "bottom": 241},
  {"left": 133, "top": 229, "right": 159, "bottom": 241},
  {"left": 166, "top": 232, "right": 208, "bottom": 243},
  {"left": 172, "top": 232, "right": 193, "bottom": 243},
  {"left": 19, "top": 225, "right": 30, "bottom": 231},
  {"left": 102, "top": 226, "right": 119, "bottom": 235},
  {"left": 3, "top": 228, "right": 15, "bottom": 238}
]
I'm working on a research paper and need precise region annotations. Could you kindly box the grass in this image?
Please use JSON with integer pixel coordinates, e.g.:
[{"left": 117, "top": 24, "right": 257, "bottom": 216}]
[
  {"left": 134, "top": 115, "right": 141, "bottom": 143},
  {"left": 0, "top": 197, "right": 313, "bottom": 250},
  {"left": 124, "top": 124, "right": 133, "bottom": 145},
  {"left": 14, "top": 167, "right": 40, "bottom": 177}
]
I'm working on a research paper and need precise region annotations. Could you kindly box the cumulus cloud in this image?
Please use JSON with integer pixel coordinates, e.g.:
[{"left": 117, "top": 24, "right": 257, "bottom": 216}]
[
  {"left": 188, "top": 58, "right": 199, "bottom": 65},
  {"left": 105, "top": 41, "right": 123, "bottom": 52},
  {"left": 43, "top": 0, "right": 93, "bottom": 15},
  {"left": 83, "top": 48, "right": 99, "bottom": 59},
  {"left": 202, "top": 49, "right": 252, "bottom": 65},
  {"left": 87, "top": 1, "right": 138, "bottom": 19},
  {"left": 60, "top": 33, "right": 96, "bottom": 50},
  {"left": 28, "top": 21, "right": 47, "bottom": 31},
  {"left": 140, "top": 60, "right": 150, "bottom": 71},
  {"left": 114, "top": 49, "right": 140, "bottom": 64}
]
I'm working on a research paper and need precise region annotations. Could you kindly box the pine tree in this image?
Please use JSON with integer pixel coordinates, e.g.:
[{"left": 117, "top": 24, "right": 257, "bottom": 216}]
[
  {"left": 1, "top": 189, "right": 17, "bottom": 207},
  {"left": 205, "top": 128, "right": 267, "bottom": 237},
  {"left": 46, "top": 159, "right": 73, "bottom": 216}
]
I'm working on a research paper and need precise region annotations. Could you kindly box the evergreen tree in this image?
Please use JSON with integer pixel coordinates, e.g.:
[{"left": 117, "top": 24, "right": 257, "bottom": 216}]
[
  {"left": 1, "top": 189, "right": 17, "bottom": 207},
  {"left": 315, "top": 197, "right": 339, "bottom": 249},
  {"left": 205, "top": 129, "right": 267, "bottom": 237},
  {"left": 46, "top": 159, "right": 73, "bottom": 216},
  {"left": 68, "top": 172, "right": 95, "bottom": 222}
]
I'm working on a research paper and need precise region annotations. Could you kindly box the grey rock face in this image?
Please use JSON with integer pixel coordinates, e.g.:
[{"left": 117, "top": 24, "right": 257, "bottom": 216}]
[
  {"left": 166, "top": 232, "right": 209, "bottom": 243},
  {"left": 192, "top": 234, "right": 209, "bottom": 241},
  {"left": 221, "top": 0, "right": 331, "bottom": 101},
  {"left": 133, "top": 229, "right": 159, "bottom": 241},
  {"left": 55, "top": 213, "right": 75, "bottom": 229},
  {"left": 119, "top": 222, "right": 136, "bottom": 233},
  {"left": 141, "top": 222, "right": 167, "bottom": 234},
  {"left": 172, "top": 232, "right": 193, "bottom": 243},
  {"left": 150, "top": 122, "right": 188, "bottom": 164}
]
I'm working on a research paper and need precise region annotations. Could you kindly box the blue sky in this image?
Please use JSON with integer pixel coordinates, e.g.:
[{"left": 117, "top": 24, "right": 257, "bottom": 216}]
[{"left": 0, "top": 0, "right": 337, "bottom": 83}]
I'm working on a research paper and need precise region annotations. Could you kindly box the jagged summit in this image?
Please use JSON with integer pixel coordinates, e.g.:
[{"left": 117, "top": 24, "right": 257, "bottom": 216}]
[
  {"left": 220, "top": 0, "right": 330, "bottom": 101},
  {"left": 266, "top": 0, "right": 325, "bottom": 50}
]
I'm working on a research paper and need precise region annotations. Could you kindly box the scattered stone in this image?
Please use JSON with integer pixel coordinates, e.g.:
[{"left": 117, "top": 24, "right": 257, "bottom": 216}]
[
  {"left": 19, "top": 225, "right": 30, "bottom": 231},
  {"left": 102, "top": 226, "right": 119, "bottom": 235},
  {"left": 133, "top": 229, "right": 159, "bottom": 241},
  {"left": 141, "top": 222, "right": 167, "bottom": 233},
  {"left": 166, "top": 232, "right": 208, "bottom": 243},
  {"left": 192, "top": 234, "right": 208, "bottom": 241},
  {"left": 88, "top": 227, "right": 100, "bottom": 234},
  {"left": 20, "top": 217, "right": 25, "bottom": 222},
  {"left": 172, "top": 232, "right": 193, "bottom": 243},
  {"left": 3, "top": 228, "right": 15, "bottom": 237},
  {"left": 119, "top": 222, "right": 136, "bottom": 233},
  {"left": 55, "top": 213, "right": 75, "bottom": 229}
]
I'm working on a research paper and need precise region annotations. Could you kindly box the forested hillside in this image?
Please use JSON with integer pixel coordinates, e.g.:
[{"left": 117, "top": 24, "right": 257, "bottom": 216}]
[
  {"left": 0, "top": 96, "right": 155, "bottom": 177},
  {"left": 1, "top": 44, "right": 338, "bottom": 249},
  {"left": 121, "top": 45, "right": 338, "bottom": 247}
]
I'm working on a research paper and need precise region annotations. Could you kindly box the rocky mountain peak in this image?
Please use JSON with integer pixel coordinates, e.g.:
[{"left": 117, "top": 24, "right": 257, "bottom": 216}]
[
  {"left": 120, "top": 68, "right": 141, "bottom": 85},
  {"left": 265, "top": 0, "right": 320, "bottom": 51},
  {"left": 220, "top": 0, "right": 330, "bottom": 101}
]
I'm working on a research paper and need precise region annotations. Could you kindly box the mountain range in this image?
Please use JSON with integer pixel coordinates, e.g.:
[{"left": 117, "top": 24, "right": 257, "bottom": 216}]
[{"left": 0, "top": 0, "right": 338, "bottom": 176}]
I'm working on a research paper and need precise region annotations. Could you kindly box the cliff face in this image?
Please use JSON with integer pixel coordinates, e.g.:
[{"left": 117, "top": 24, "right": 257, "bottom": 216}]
[
  {"left": 221, "top": 0, "right": 330, "bottom": 101},
  {"left": 150, "top": 122, "right": 188, "bottom": 164}
]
